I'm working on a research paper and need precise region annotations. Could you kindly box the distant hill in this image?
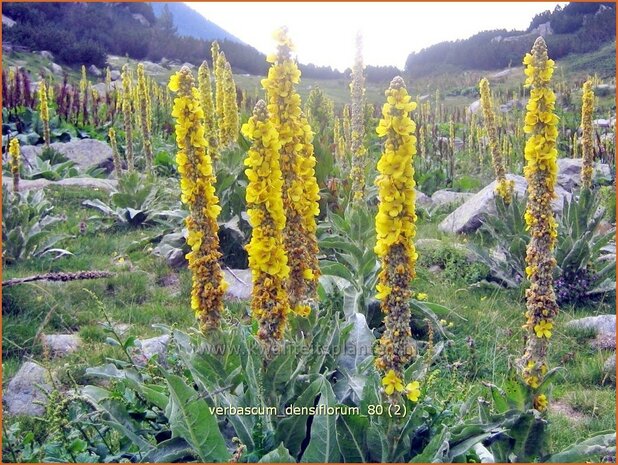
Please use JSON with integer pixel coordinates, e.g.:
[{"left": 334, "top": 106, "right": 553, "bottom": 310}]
[
  {"left": 405, "top": 2, "right": 616, "bottom": 78},
  {"left": 150, "top": 3, "right": 244, "bottom": 45}
]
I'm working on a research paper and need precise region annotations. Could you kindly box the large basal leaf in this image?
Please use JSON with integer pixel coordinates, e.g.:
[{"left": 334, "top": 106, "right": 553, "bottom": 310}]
[
  {"left": 336, "top": 414, "right": 369, "bottom": 462},
  {"left": 545, "top": 432, "right": 616, "bottom": 463},
  {"left": 276, "top": 377, "right": 325, "bottom": 458},
  {"left": 258, "top": 443, "right": 297, "bottom": 463},
  {"left": 164, "top": 373, "right": 230, "bottom": 462},
  {"left": 338, "top": 313, "right": 374, "bottom": 372},
  {"left": 300, "top": 381, "right": 341, "bottom": 462},
  {"left": 139, "top": 437, "right": 195, "bottom": 463},
  {"left": 410, "top": 426, "right": 449, "bottom": 463}
]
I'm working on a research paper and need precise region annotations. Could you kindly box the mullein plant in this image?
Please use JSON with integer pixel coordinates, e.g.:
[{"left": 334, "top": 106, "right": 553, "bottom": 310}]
[
  {"left": 38, "top": 80, "right": 51, "bottom": 147},
  {"left": 212, "top": 42, "right": 225, "bottom": 141},
  {"left": 350, "top": 33, "right": 367, "bottom": 203},
  {"left": 121, "top": 65, "right": 134, "bottom": 171},
  {"left": 479, "top": 78, "right": 514, "bottom": 204},
  {"left": 518, "top": 37, "right": 560, "bottom": 412},
  {"left": 137, "top": 63, "right": 154, "bottom": 172},
  {"left": 198, "top": 61, "right": 218, "bottom": 152},
  {"left": 79, "top": 65, "right": 89, "bottom": 126},
  {"left": 9, "top": 138, "right": 20, "bottom": 192},
  {"left": 580, "top": 80, "right": 594, "bottom": 189},
  {"left": 169, "top": 67, "right": 228, "bottom": 332},
  {"left": 242, "top": 99, "right": 290, "bottom": 357},
  {"left": 374, "top": 76, "right": 420, "bottom": 402},
  {"left": 109, "top": 127, "right": 122, "bottom": 178},
  {"left": 261, "top": 27, "right": 320, "bottom": 315},
  {"left": 342, "top": 104, "right": 352, "bottom": 152},
  {"left": 221, "top": 61, "right": 239, "bottom": 149}
]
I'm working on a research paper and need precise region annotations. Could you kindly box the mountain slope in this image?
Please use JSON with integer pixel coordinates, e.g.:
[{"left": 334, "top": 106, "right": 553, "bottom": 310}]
[{"left": 150, "top": 2, "right": 243, "bottom": 45}]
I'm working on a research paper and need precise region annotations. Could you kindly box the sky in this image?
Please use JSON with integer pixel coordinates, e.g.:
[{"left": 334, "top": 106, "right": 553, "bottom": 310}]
[{"left": 188, "top": 2, "right": 566, "bottom": 71}]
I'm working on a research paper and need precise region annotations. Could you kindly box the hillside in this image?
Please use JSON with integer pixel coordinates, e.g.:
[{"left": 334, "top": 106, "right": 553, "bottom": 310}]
[
  {"left": 150, "top": 2, "right": 243, "bottom": 45},
  {"left": 405, "top": 2, "right": 616, "bottom": 78}
]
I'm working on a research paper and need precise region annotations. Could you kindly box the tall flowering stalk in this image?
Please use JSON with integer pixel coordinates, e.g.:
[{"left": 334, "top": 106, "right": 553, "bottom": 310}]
[
  {"left": 121, "top": 65, "right": 134, "bottom": 171},
  {"left": 261, "top": 27, "right": 321, "bottom": 314},
  {"left": 342, "top": 104, "right": 352, "bottom": 152},
  {"left": 169, "top": 67, "right": 228, "bottom": 332},
  {"left": 580, "top": 80, "right": 594, "bottom": 189},
  {"left": 9, "top": 138, "right": 21, "bottom": 192},
  {"left": 137, "top": 63, "right": 154, "bottom": 172},
  {"left": 333, "top": 117, "right": 346, "bottom": 167},
  {"left": 79, "top": 66, "right": 89, "bottom": 126},
  {"left": 242, "top": 99, "right": 290, "bottom": 356},
  {"left": 221, "top": 61, "right": 239, "bottom": 149},
  {"left": 38, "top": 81, "right": 51, "bottom": 147},
  {"left": 479, "top": 78, "right": 514, "bottom": 204},
  {"left": 350, "top": 33, "right": 367, "bottom": 202},
  {"left": 212, "top": 42, "right": 225, "bottom": 134},
  {"left": 198, "top": 61, "right": 218, "bottom": 152},
  {"left": 109, "top": 127, "right": 122, "bottom": 178},
  {"left": 518, "top": 37, "right": 559, "bottom": 411},
  {"left": 374, "top": 76, "right": 419, "bottom": 396}
]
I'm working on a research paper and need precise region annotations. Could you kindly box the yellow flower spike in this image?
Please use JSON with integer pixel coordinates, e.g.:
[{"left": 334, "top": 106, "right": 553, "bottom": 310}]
[
  {"left": 416, "top": 292, "right": 428, "bottom": 301},
  {"left": 261, "top": 27, "right": 321, "bottom": 312},
  {"left": 580, "top": 80, "right": 595, "bottom": 189},
  {"left": 9, "top": 138, "right": 21, "bottom": 193},
  {"left": 38, "top": 81, "right": 51, "bottom": 147},
  {"left": 517, "top": 37, "right": 560, "bottom": 390},
  {"left": 242, "top": 99, "right": 291, "bottom": 357},
  {"left": 121, "top": 65, "right": 134, "bottom": 171},
  {"left": 220, "top": 60, "right": 239, "bottom": 149},
  {"left": 405, "top": 381, "right": 421, "bottom": 402},
  {"left": 108, "top": 127, "right": 122, "bottom": 178},
  {"left": 479, "top": 78, "right": 513, "bottom": 204},
  {"left": 137, "top": 63, "right": 153, "bottom": 172},
  {"left": 374, "top": 76, "right": 418, "bottom": 379},
  {"left": 350, "top": 33, "right": 367, "bottom": 203},
  {"left": 382, "top": 370, "right": 404, "bottom": 396},
  {"left": 169, "top": 67, "right": 227, "bottom": 332},
  {"left": 198, "top": 61, "right": 218, "bottom": 153}
]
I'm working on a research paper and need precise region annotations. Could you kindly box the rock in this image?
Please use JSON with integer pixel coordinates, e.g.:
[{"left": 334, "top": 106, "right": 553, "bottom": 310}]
[
  {"left": 557, "top": 158, "right": 611, "bottom": 191},
  {"left": 88, "top": 64, "right": 102, "bottom": 77},
  {"left": 591, "top": 332, "right": 616, "bottom": 351},
  {"left": 4, "top": 362, "right": 52, "bottom": 416},
  {"left": 3, "top": 176, "right": 118, "bottom": 193},
  {"left": 593, "top": 119, "right": 611, "bottom": 128},
  {"left": 415, "top": 189, "right": 433, "bottom": 209},
  {"left": 499, "top": 99, "right": 523, "bottom": 113},
  {"left": 50, "top": 62, "right": 63, "bottom": 75},
  {"left": 39, "top": 50, "right": 54, "bottom": 60},
  {"left": 20, "top": 139, "right": 113, "bottom": 172},
  {"left": 42, "top": 334, "right": 80, "bottom": 357},
  {"left": 567, "top": 314, "right": 616, "bottom": 336},
  {"left": 431, "top": 189, "right": 473, "bottom": 209},
  {"left": 181, "top": 62, "right": 195, "bottom": 70},
  {"left": 110, "top": 70, "right": 121, "bottom": 81},
  {"left": 91, "top": 80, "right": 120, "bottom": 96},
  {"left": 223, "top": 269, "right": 252, "bottom": 300},
  {"left": 491, "top": 68, "right": 516, "bottom": 79},
  {"left": 132, "top": 335, "right": 170, "bottom": 366},
  {"left": 2, "top": 14, "right": 16, "bottom": 28},
  {"left": 141, "top": 61, "right": 167, "bottom": 75},
  {"left": 439, "top": 174, "right": 571, "bottom": 234},
  {"left": 468, "top": 100, "right": 481, "bottom": 114}
]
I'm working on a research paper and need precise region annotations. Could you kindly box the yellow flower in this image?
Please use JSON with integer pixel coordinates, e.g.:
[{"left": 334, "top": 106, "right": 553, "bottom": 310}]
[
  {"left": 416, "top": 292, "right": 428, "bottom": 301},
  {"left": 580, "top": 80, "right": 594, "bottom": 189},
  {"left": 295, "top": 305, "right": 311, "bottom": 318},
  {"left": 534, "top": 320, "right": 553, "bottom": 339},
  {"left": 534, "top": 394, "right": 548, "bottom": 412},
  {"left": 382, "top": 370, "right": 404, "bottom": 395},
  {"left": 9, "top": 138, "right": 21, "bottom": 192},
  {"left": 121, "top": 65, "right": 134, "bottom": 171},
  {"left": 405, "top": 381, "right": 421, "bottom": 402}
]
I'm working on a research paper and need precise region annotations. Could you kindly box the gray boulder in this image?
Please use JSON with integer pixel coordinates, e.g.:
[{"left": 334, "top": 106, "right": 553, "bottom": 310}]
[
  {"left": 2, "top": 14, "right": 16, "bottom": 28},
  {"left": 21, "top": 139, "right": 113, "bottom": 172},
  {"left": 50, "top": 62, "right": 63, "bottom": 75},
  {"left": 3, "top": 176, "right": 118, "bottom": 193},
  {"left": 88, "top": 65, "right": 102, "bottom": 77},
  {"left": 110, "top": 70, "right": 121, "bottom": 81},
  {"left": 567, "top": 314, "right": 615, "bottom": 335},
  {"left": 39, "top": 50, "right": 54, "bottom": 60},
  {"left": 3, "top": 362, "right": 52, "bottom": 416},
  {"left": 431, "top": 189, "right": 474, "bottom": 209},
  {"left": 132, "top": 335, "right": 170, "bottom": 367},
  {"left": 468, "top": 100, "right": 481, "bottom": 115},
  {"left": 557, "top": 158, "right": 611, "bottom": 191},
  {"left": 439, "top": 174, "right": 571, "bottom": 234},
  {"left": 42, "top": 334, "right": 80, "bottom": 357},
  {"left": 224, "top": 269, "right": 252, "bottom": 300},
  {"left": 415, "top": 189, "right": 433, "bottom": 209}
]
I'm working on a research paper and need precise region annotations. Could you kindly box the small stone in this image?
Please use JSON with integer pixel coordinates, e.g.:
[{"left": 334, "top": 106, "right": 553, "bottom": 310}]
[
  {"left": 567, "top": 315, "right": 616, "bottom": 336},
  {"left": 223, "top": 269, "right": 253, "bottom": 300},
  {"left": 132, "top": 335, "right": 171, "bottom": 367},
  {"left": 41, "top": 334, "right": 81, "bottom": 357},
  {"left": 3, "top": 362, "right": 52, "bottom": 416}
]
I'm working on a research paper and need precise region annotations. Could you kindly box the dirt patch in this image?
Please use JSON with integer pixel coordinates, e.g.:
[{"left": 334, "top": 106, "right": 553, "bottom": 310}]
[
  {"left": 158, "top": 274, "right": 180, "bottom": 295},
  {"left": 550, "top": 400, "right": 589, "bottom": 425}
]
